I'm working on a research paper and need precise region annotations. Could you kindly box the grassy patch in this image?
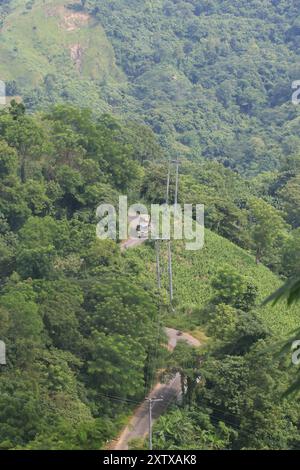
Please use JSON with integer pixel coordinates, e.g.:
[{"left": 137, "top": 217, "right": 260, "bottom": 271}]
[
  {"left": 0, "top": 0, "right": 124, "bottom": 93},
  {"left": 125, "top": 229, "right": 299, "bottom": 337}
]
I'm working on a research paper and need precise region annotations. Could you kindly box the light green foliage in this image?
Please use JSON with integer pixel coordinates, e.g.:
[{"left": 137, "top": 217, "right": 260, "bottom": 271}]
[
  {"left": 278, "top": 174, "right": 300, "bottom": 228},
  {"left": 82, "top": 0, "right": 300, "bottom": 174},
  {"left": 0, "top": 0, "right": 123, "bottom": 108},
  {"left": 248, "top": 197, "right": 288, "bottom": 265},
  {"left": 134, "top": 228, "right": 298, "bottom": 335},
  {"left": 0, "top": 281, "right": 43, "bottom": 343},
  {"left": 153, "top": 408, "right": 231, "bottom": 450},
  {"left": 211, "top": 267, "right": 258, "bottom": 311},
  {"left": 0, "top": 0, "right": 299, "bottom": 176},
  {"left": 0, "top": 7, "right": 298, "bottom": 446},
  {"left": 0, "top": 102, "right": 162, "bottom": 449},
  {"left": 207, "top": 304, "right": 239, "bottom": 340},
  {"left": 3, "top": 110, "right": 48, "bottom": 182},
  {"left": 281, "top": 229, "right": 300, "bottom": 277},
  {"left": 88, "top": 332, "right": 146, "bottom": 398},
  {"left": 0, "top": 139, "right": 18, "bottom": 177}
]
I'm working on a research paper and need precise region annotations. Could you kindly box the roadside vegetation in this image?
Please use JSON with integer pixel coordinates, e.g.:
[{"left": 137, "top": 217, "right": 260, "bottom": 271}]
[{"left": 0, "top": 0, "right": 300, "bottom": 451}]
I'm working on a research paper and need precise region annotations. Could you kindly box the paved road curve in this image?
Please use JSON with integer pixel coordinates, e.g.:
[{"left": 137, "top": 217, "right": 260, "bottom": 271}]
[
  {"left": 111, "top": 328, "right": 200, "bottom": 450},
  {"left": 121, "top": 237, "right": 146, "bottom": 251},
  {"left": 111, "top": 232, "right": 200, "bottom": 450}
]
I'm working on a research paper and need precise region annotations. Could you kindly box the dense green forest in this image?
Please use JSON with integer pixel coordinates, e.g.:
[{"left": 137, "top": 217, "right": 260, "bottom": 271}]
[
  {"left": 0, "top": 100, "right": 300, "bottom": 450},
  {"left": 1, "top": 0, "right": 300, "bottom": 174},
  {"left": 86, "top": 0, "right": 300, "bottom": 174},
  {"left": 0, "top": 0, "right": 300, "bottom": 451},
  {"left": 0, "top": 102, "right": 167, "bottom": 449}
]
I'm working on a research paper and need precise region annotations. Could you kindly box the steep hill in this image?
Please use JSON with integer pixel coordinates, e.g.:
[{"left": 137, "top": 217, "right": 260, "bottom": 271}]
[
  {"left": 1, "top": 1, "right": 300, "bottom": 173},
  {"left": 125, "top": 228, "right": 298, "bottom": 336},
  {"left": 89, "top": 0, "right": 300, "bottom": 173},
  {"left": 0, "top": 0, "right": 125, "bottom": 111}
]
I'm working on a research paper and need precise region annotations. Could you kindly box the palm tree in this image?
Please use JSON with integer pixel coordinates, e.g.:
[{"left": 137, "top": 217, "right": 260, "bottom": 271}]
[
  {"left": 264, "top": 277, "right": 300, "bottom": 395},
  {"left": 265, "top": 278, "right": 300, "bottom": 306}
]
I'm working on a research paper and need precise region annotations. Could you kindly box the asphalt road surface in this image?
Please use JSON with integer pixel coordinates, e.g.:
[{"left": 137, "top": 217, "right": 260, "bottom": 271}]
[
  {"left": 111, "top": 328, "right": 200, "bottom": 450},
  {"left": 121, "top": 236, "right": 147, "bottom": 251},
  {"left": 111, "top": 231, "right": 200, "bottom": 450},
  {"left": 120, "top": 215, "right": 149, "bottom": 252}
]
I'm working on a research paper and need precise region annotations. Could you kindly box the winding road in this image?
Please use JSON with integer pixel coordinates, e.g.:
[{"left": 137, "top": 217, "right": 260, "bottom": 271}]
[
  {"left": 111, "top": 328, "right": 200, "bottom": 450},
  {"left": 111, "top": 234, "right": 200, "bottom": 450}
]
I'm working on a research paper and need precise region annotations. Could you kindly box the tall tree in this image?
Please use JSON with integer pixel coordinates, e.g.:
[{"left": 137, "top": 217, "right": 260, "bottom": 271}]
[{"left": 248, "top": 198, "right": 288, "bottom": 265}]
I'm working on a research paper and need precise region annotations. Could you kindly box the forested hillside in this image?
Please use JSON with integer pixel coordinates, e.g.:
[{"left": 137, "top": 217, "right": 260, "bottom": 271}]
[
  {"left": 0, "top": 0, "right": 300, "bottom": 174},
  {"left": 127, "top": 239, "right": 300, "bottom": 450},
  {"left": 0, "top": 0, "right": 300, "bottom": 452},
  {"left": 0, "top": 0, "right": 125, "bottom": 113},
  {"left": 86, "top": 0, "right": 300, "bottom": 173},
  {"left": 0, "top": 102, "right": 167, "bottom": 449},
  {"left": 0, "top": 100, "right": 299, "bottom": 450},
  {"left": 1, "top": 0, "right": 299, "bottom": 173}
]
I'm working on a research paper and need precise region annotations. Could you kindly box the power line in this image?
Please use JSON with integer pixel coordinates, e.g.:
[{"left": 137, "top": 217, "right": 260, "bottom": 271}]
[
  {"left": 166, "top": 158, "right": 171, "bottom": 205},
  {"left": 167, "top": 240, "right": 173, "bottom": 304},
  {"left": 169, "top": 159, "right": 181, "bottom": 307},
  {"left": 102, "top": 157, "right": 182, "bottom": 449},
  {"left": 165, "top": 158, "right": 181, "bottom": 307},
  {"left": 173, "top": 159, "right": 181, "bottom": 213},
  {"left": 97, "top": 392, "right": 141, "bottom": 405},
  {"left": 155, "top": 240, "right": 161, "bottom": 290}
]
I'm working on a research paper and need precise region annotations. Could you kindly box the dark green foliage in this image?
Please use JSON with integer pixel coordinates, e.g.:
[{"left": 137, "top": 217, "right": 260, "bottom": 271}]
[
  {"left": 0, "top": 0, "right": 300, "bottom": 445},
  {"left": 76, "top": 0, "right": 300, "bottom": 175},
  {"left": 211, "top": 266, "right": 258, "bottom": 311},
  {"left": 155, "top": 268, "right": 298, "bottom": 449},
  {"left": 0, "top": 102, "right": 162, "bottom": 449}
]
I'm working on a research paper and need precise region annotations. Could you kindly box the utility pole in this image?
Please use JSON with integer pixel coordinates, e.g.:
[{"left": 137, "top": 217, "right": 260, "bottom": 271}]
[
  {"left": 173, "top": 159, "right": 180, "bottom": 213},
  {"left": 155, "top": 240, "right": 161, "bottom": 290},
  {"left": 167, "top": 159, "right": 181, "bottom": 305},
  {"left": 165, "top": 157, "right": 174, "bottom": 305},
  {"left": 146, "top": 397, "right": 163, "bottom": 450},
  {"left": 0, "top": 341, "right": 6, "bottom": 365},
  {"left": 166, "top": 158, "right": 171, "bottom": 205},
  {"left": 167, "top": 239, "right": 173, "bottom": 303}
]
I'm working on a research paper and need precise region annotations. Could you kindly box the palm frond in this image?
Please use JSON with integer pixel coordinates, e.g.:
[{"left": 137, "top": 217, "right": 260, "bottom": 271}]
[{"left": 263, "top": 278, "right": 300, "bottom": 306}]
